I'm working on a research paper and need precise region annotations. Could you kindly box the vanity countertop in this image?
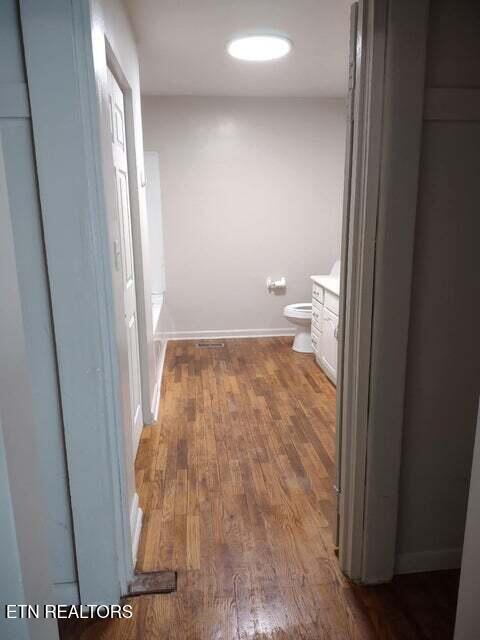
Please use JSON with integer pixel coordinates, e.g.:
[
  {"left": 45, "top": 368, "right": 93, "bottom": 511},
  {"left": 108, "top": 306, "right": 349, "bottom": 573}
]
[{"left": 311, "top": 275, "right": 340, "bottom": 297}]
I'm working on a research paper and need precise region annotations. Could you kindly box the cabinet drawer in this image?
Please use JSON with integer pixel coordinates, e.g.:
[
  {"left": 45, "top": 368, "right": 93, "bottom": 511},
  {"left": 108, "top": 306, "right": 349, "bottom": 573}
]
[
  {"left": 311, "top": 321, "right": 321, "bottom": 340},
  {"left": 311, "top": 329, "right": 321, "bottom": 354},
  {"left": 324, "top": 290, "right": 339, "bottom": 316},
  {"left": 311, "top": 304, "right": 322, "bottom": 330},
  {"left": 312, "top": 282, "right": 324, "bottom": 304},
  {"left": 312, "top": 318, "right": 322, "bottom": 335},
  {"left": 312, "top": 296, "right": 323, "bottom": 314}
]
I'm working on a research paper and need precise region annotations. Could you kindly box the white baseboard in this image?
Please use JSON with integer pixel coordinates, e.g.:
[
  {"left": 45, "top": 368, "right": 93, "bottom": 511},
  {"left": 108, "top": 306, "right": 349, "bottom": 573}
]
[
  {"left": 132, "top": 406, "right": 143, "bottom": 460},
  {"left": 150, "top": 380, "right": 161, "bottom": 424},
  {"left": 130, "top": 492, "right": 143, "bottom": 566},
  {"left": 395, "top": 547, "right": 463, "bottom": 574},
  {"left": 149, "top": 338, "right": 167, "bottom": 423},
  {"left": 152, "top": 292, "right": 164, "bottom": 337},
  {"left": 53, "top": 581, "right": 80, "bottom": 605},
  {"left": 165, "top": 328, "right": 296, "bottom": 341}
]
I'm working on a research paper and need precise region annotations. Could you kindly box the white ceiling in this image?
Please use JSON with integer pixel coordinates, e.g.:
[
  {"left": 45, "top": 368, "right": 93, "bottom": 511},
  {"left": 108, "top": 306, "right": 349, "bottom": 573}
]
[{"left": 125, "top": 0, "right": 351, "bottom": 97}]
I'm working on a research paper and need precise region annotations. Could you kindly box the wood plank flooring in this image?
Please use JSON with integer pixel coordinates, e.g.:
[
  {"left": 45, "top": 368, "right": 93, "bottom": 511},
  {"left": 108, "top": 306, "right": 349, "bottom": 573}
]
[{"left": 60, "top": 337, "right": 459, "bottom": 639}]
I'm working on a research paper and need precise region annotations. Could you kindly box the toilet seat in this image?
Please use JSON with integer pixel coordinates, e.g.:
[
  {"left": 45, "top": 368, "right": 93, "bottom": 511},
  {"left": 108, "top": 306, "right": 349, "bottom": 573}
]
[{"left": 284, "top": 303, "right": 312, "bottom": 320}]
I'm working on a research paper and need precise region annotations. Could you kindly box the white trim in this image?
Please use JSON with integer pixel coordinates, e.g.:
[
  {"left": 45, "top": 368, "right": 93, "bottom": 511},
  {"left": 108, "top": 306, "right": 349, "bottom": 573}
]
[
  {"left": 0, "top": 131, "right": 59, "bottom": 638},
  {"left": 104, "top": 42, "right": 151, "bottom": 432},
  {"left": 152, "top": 292, "right": 164, "bottom": 305},
  {"left": 360, "top": 0, "right": 429, "bottom": 584},
  {"left": 337, "top": 0, "right": 430, "bottom": 585},
  {"left": 130, "top": 493, "right": 143, "bottom": 565},
  {"left": 396, "top": 549, "right": 463, "bottom": 575},
  {"left": 53, "top": 582, "right": 80, "bottom": 606},
  {"left": 151, "top": 339, "right": 167, "bottom": 423},
  {"left": 334, "top": 2, "right": 358, "bottom": 549},
  {"left": 165, "top": 328, "right": 296, "bottom": 341},
  {"left": 19, "top": 0, "right": 132, "bottom": 603},
  {"left": 152, "top": 293, "right": 164, "bottom": 338},
  {"left": 338, "top": 0, "right": 383, "bottom": 582},
  {"left": 151, "top": 379, "right": 161, "bottom": 423},
  {"left": 0, "top": 82, "right": 30, "bottom": 118},
  {"left": 132, "top": 407, "right": 143, "bottom": 460}
]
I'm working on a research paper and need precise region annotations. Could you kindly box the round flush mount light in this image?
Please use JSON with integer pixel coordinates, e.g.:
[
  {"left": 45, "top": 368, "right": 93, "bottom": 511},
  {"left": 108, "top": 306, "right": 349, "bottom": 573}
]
[{"left": 227, "top": 35, "right": 292, "bottom": 62}]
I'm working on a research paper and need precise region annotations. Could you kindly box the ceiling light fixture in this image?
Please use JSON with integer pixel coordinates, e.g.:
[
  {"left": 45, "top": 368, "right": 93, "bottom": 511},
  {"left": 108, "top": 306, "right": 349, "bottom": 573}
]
[{"left": 227, "top": 35, "right": 292, "bottom": 62}]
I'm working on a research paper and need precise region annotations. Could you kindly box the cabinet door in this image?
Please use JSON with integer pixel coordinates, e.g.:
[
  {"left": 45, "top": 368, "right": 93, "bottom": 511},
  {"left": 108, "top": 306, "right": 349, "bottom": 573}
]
[
  {"left": 320, "top": 307, "right": 338, "bottom": 384},
  {"left": 311, "top": 300, "right": 323, "bottom": 356}
]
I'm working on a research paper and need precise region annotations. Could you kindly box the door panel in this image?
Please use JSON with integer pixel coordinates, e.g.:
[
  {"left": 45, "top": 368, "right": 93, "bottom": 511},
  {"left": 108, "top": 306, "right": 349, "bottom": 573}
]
[
  {"left": 117, "top": 169, "right": 135, "bottom": 290},
  {"left": 107, "top": 67, "right": 143, "bottom": 456}
]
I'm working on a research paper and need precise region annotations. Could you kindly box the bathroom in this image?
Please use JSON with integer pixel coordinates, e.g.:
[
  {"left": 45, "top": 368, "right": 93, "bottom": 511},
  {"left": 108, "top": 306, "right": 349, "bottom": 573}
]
[
  {"left": 144, "top": 96, "right": 345, "bottom": 361},
  {"left": 132, "top": 4, "right": 349, "bottom": 377},
  {"left": 135, "top": 2, "right": 349, "bottom": 571}
]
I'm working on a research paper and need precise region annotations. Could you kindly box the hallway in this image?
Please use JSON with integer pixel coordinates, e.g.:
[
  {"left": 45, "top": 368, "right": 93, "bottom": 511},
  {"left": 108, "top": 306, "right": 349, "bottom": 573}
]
[{"left": 61, "top": 338, "right": 458, "bottom": 639}]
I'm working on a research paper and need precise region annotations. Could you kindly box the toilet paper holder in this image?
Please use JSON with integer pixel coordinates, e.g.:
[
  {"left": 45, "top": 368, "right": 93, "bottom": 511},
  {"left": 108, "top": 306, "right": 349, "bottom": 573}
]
[{"left": 266, "top": 277, "right": 287, "bottom": 293}]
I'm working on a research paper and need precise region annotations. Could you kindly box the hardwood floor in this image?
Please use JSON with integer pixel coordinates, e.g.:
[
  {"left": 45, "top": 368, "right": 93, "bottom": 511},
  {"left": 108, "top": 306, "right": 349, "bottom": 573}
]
[{"left": 60, "top": 337, "right": 459, "bottom": 639}]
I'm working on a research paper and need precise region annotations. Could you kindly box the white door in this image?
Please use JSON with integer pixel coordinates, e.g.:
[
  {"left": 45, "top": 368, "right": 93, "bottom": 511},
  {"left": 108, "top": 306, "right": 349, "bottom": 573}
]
[{"left": 107, "top": 67, "right": 143, "bottom": 456}]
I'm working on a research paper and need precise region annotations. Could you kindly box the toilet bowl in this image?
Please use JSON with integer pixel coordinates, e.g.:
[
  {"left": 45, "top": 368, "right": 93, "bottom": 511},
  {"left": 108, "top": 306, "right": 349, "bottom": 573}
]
[{"left": 284, "top": 303, "right": 313, "bottom": 353}]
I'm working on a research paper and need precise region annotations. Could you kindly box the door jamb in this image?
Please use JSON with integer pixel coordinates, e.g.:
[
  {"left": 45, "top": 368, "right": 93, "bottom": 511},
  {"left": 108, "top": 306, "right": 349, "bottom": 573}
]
[
  {"left": 361, "top": 0, "right": 429, "bottom": 582},
  {"left": 104, "top": 38, "right": 153, "bottom": 439},
  {"left": 338, "top": 0, "right": 387, "bottom": 582},
  {"left": 20, "top": 0, "right": 430, "bottom": 602},
  {"left": 19, "top": 0, "right": 133, "bottom": 602},
  {"left": 102, "top": 41, "right": 145, "bottom": 561},
  {"left": 338, "top": 0, "right": 429, "bottom": 583},
  {"left": 0, "top": 131, "right": 59, "bottom": 638}
]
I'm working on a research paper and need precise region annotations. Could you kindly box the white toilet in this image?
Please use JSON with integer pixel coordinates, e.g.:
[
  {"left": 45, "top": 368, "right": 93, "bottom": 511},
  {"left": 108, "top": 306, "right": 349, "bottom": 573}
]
[{"left": 283, "top": 303, "right": 313, "bottom": 353}]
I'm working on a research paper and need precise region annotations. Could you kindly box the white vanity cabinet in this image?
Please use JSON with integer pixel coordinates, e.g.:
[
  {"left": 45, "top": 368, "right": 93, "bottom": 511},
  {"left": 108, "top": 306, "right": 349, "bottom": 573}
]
[
  {"left": 320, "top": 306, "right": 338, "bottom": 383},
  {"left": 311, "top": 275, "right": 340, "bottom": 385}
]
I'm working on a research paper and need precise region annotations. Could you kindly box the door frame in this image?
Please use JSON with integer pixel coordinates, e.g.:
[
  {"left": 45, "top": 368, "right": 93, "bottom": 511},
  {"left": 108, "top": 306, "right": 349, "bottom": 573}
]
[
  {"left": 0, "top": 130, "right": 59, "bottom": 639},
  {"left": 337, "top": 0, "right": 387, "bottom": 582},
  {"left": 19, "top": 0, "right": 134, "bottom": 602},
  {"left": 337, "top": 0, "right": 429, "bottom": 583},
  {"left": 19, "top": 0, "right": 431, "bottom": 603},
  {"left": 103, "top": 37, "right": 156, "bottom": 433},
  {"left": 102, "top": 45, "right": 144, "bottom": 566}
]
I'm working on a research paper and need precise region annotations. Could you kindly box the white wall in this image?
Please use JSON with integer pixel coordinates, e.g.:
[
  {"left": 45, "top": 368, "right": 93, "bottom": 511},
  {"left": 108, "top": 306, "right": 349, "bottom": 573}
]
[
  {"left": 142, "top": 96, "right": 346, "bottom": 336},
  {"left": 144, "top": 152, "right": 166, "bottom": 297}
]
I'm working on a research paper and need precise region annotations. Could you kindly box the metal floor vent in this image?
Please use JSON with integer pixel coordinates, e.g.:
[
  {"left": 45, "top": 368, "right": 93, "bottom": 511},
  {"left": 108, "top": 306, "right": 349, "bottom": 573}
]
[{"left": 197, "top": 341, "right": 225, "bottom": 348}]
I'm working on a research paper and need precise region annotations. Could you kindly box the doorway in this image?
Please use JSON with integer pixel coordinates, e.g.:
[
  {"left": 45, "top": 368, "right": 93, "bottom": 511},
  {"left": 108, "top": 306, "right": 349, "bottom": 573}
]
[
  {"left": 132, "top": 0, "right": 351, "bottom": 597},
  {"left": 14, "top": 0, "right": 472, "bottom": 636},
  {"left": 107, "top": 65, "right": 144, "bottom": 459}
]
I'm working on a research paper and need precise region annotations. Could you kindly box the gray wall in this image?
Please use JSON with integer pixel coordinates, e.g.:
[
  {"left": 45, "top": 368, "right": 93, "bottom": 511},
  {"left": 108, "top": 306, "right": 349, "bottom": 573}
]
[
  {"left": 142, "top": 96, "right": 346, "bottom": 335},
  {"left": 396, "top": 0, "right": 480, "bottom": 572}
]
